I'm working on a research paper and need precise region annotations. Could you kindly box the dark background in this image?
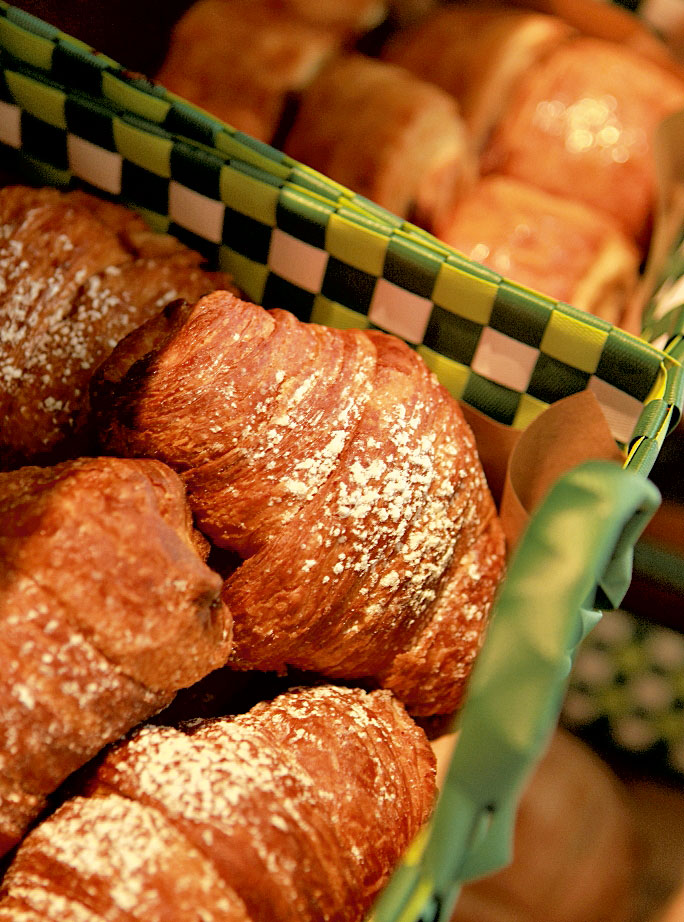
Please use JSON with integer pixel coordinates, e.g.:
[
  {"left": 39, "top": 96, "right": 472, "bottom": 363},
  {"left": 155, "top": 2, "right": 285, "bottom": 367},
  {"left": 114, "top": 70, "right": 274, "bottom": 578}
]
[{"left": 9, "top": 1, "right": 194, "bottom": 75}]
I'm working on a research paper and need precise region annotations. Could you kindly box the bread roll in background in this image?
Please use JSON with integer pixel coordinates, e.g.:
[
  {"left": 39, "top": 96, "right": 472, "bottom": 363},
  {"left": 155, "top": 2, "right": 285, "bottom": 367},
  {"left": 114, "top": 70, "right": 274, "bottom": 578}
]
[
  {"left": 0, "top": 185, "right": 230, "bottom": 471},
  {"left": 431, "top": 729, "right": 638, "bottom": 922},
  {"left": 0, "top": 685, "right": 437, "bottom": 922},
  {"left": 655, "top": 881, "right": 684, "bottom": 922},
  {"left": 0, "top": 456, "right": 231, "bottom": 858},
  {"left": 481, "top": 35, "right": 684, "bottom": 251},
  {"left": 92, "top": 290, "right": 505, "bottom": 716},
  {"left": 156, "top": 0, "right": 347, "bottom": 143},
  {"left": 382, "top": 4, "right": 574, "bottom": 151},
  {"left": 438, "top": 174, "right": 640, "bottom": 324},
  {"left": 283, "top": 53, "right": 476, "bottom": 231}
]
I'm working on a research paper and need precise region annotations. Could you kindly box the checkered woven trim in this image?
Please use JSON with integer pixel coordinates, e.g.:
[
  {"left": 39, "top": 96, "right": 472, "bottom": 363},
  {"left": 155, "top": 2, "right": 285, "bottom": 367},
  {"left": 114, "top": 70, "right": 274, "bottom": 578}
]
[
  {"left": 563, "top": 607, "right": 684, "bottom": 779},
  {"left": 0, "top": 1, "right": 680, "bottom": 477}
]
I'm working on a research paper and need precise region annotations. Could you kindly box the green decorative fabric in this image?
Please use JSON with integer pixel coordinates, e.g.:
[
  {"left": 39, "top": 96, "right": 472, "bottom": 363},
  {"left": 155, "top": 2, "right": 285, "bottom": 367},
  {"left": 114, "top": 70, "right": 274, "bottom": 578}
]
[{"left": 371, "top": 462, "right": 661, "bottom": 922}]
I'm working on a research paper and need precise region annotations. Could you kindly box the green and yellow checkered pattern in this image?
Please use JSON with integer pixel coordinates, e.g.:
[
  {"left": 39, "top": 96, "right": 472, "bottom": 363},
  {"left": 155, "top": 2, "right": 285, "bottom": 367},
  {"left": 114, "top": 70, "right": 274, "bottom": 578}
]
[
  {"left": 0, "top": 6, "right": 682, "bottom": 922},
  {"left": 0, "top": 1, "right": 680, "bottom": 477}
]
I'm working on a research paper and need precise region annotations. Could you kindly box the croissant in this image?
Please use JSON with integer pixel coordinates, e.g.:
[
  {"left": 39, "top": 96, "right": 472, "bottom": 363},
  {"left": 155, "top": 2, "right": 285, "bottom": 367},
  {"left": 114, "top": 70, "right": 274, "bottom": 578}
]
[
  {"left": 0, "top": 456, "right": 231, "bottom": 857},
  {"left": 92, "top": 290, "right": 506, "bottom": 716},
  {"left": 0, "top": 185, "right": 230, "bottom": 470},
  {"left": 480, "top": 36, "right": 684, "bottom": 250},
  {"left": 437, "top": 174, "right": 640, "bottom": 325},
  {"left": 382, "top": 4, "right": 574, "bottom": 151},
  {"left": 283, "top": 52, "right": 476, "bottom": 231},
  {"left": 157, "top": 0, "right": 344, "bottom": 143},
  {"left": 0, "top": 684, "right": 437, "bottom": 922}
]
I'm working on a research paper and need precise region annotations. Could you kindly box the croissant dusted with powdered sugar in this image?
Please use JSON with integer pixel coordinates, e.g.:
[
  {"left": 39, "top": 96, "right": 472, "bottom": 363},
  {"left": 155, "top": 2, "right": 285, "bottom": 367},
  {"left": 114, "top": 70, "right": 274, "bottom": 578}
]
[
  {"left": 92, "top": 290, "right": 506, "bottom": 716},
  {"left": 0, "top": 684, "right": 436, "bottom": 922},
  {"left": 0, "top": 456, "right": 231, "bottom": 858},
  {"left": 0, "top": 185, "right": 232, "bottom": 470}
]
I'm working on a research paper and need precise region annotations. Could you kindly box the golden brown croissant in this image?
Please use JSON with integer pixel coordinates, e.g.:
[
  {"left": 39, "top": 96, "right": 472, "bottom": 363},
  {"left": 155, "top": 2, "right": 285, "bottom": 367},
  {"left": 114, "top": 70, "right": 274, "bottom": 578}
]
[
  {"left": 437, "top": 174, "right": 640, "bottom": 325},
  {"left": 283, "top": 53, "right": 476, "bottom": 231},
  {"left": 480, "top": 35, "right": 684, "bottom": 250},
  {"left": 157, "top": 0, "right": 344, "bottom": 143},
  {"left": 382, "top": 4, "right": 574, "bottom": 151},
  {"left": 0, "top": 185, "right": 230, "bottom": 470},
  {"left": 92, "top": 290, "right": 506, "bottom": 716},
  {"left": 0, "top": 684, "right": 436, "bottom": 922},
  {"left": 0, "top": 456, "right": 231, "bottom": 857}
]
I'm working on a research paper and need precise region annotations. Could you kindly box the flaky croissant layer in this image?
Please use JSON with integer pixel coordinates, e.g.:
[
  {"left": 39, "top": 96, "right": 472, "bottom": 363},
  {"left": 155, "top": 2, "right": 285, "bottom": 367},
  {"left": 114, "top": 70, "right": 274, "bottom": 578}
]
[
  {"left": 0, "top": 456, "right": 231, "bottom": 856},
  {"left": 93, "top": 290, "right": 506, "bottom": 715},
  {"left": 0, "top": 185, "right": 231, "bottom": 469},
  {"left": 0, "top": 685, "right": 437, "bottom": 922}
]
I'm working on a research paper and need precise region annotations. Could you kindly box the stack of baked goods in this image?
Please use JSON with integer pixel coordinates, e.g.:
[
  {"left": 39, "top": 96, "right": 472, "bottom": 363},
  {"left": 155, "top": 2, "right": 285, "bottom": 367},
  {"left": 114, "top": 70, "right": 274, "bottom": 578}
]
[
  {"left": 0, "top": 182, "right": 506, "bottom": 919},
  {"left": 157, "top": 0, "right": 684, "bottom": 328}
]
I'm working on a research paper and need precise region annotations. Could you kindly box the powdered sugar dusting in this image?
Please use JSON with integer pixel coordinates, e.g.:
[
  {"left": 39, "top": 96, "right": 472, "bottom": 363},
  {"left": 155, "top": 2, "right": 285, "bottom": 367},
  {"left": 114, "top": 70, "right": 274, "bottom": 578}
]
[
  {"left": 0, "top": 187, "right": 225, "bottom": 461},
  {"left": 5, "top": 793, "right": 246, "bottom": 921},
  {"left": 0, "top": 685, "right": 434, "bottom": 921}
]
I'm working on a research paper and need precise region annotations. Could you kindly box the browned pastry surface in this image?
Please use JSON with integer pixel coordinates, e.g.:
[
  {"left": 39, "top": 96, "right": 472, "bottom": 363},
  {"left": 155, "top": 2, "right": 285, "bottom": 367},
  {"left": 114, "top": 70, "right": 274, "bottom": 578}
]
[
  {"left": 0, "top": 685, "right": 436, "bottom": 922},
  {"left": 157, "top": 0, "right": 343, "bottom": 143},
  {"left": 283, "top": 53, "right": 475, "bottom": 231},
  {"left": 383, "top": 4, "right": 574, "bottom": 151},
  {"left": 93, "top": 290, "right": 506, "bottom": 715},
  {"left": 0, "top": 456, "right": 231, "bottom": 857},
  {"left": 438, "top": 174, "right": 640, "bottom": 324},
  {"left": 257, "top": 0, "right": 386, "bottom": 34},
  {"left": 480, "top": 35, "right": 684, "bottom": 250},
  {"left": 0, "top": 185, "right": 231, "bottom": 470}
]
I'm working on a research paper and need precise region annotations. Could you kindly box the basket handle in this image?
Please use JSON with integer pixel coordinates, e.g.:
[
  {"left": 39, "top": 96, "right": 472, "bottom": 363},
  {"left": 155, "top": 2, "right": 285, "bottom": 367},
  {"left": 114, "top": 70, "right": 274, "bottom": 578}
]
[{"left": 371, "top": 459, "right": 660, "bottom": 922}]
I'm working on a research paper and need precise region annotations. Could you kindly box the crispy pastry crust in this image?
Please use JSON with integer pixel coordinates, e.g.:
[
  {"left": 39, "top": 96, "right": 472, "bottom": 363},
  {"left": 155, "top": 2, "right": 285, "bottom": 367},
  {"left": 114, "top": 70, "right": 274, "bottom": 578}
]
[
  {"left": 438, "top": 174, "right": 640, "bottom": 324},
  {"left": 0, "top": 685, "right": 436, "bottom": 922},
  {"left": 383, "top": 4, "right": 574, "bottom": 151},
  {"left": 0, "top": 456, "right": 231, "bottom": 855},
  {"left": 93, "top": 290, "right": 505, "bottom": 715},
  {"left": 157, "top": 0, "right": 342, "bottom": 142},
  {"left": 481, "top": 36, "right": 684, "bottom": 249},
  {"left": 283, "top": 53, "right": 476, "bottom": 230},
  {"left": 0, "top": 185, "right": 230, "bottom": 469}
]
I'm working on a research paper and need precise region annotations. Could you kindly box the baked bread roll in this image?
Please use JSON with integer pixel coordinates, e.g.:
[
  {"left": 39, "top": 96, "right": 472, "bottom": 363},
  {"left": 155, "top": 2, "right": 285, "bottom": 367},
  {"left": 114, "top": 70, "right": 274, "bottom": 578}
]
[
  {"left": 0, "top": 456, "right": 231, "bottom": 857},
  {"left": 92, "top": 290, "right": 506, "bottom": 716},
  {"left": 157, "top": 0, "right": 344, "bottom": 143},
  {"left": 0, "top": 685, "right": 437, "bottom": 922},
  {"left": 437, "top": 174, "right": 640, "bottom": 324},
  {"left": 283, "top": 53, "right": 476, "bottom": 231},
  {"left": 383, "top": 4, "right": 574, "bottom": 151},
  {"left": 0, "top": 185, "right": 230, "bottom": 470},
  {"left": 481, "top": 36, "right": 684, "bottom": 249},
  {"left": 450, "top": 729, "right": 637, "bottom": 922}
]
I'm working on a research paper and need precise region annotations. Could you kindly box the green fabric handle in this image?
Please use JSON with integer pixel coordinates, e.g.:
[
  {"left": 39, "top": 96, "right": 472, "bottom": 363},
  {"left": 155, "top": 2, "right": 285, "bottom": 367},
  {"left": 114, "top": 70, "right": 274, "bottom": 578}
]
[{"left": 372, "top": 460, "right": 661, "bottom": 922}]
